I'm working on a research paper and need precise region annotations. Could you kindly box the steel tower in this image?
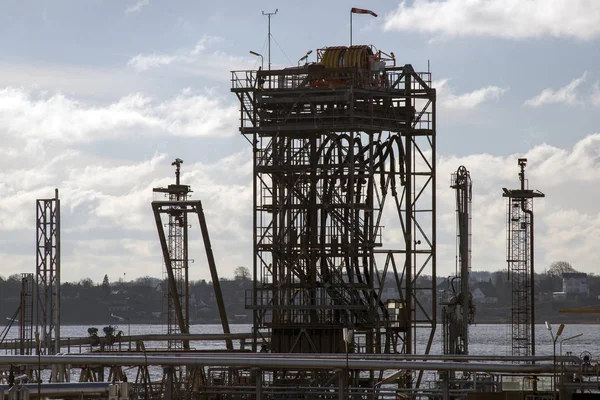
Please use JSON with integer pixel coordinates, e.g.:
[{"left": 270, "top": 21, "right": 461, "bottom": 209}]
[
  {"left": 232, "top": 45, "right": 436, "bottom": 385},
  {"left": 502, "top": 158, "right": 544, "bottom": 358}
]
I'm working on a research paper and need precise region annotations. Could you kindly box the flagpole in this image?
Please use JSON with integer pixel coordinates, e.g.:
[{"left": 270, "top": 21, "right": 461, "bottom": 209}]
[{"left": 350, "top": 9, "right": 352, "bottom": 46}]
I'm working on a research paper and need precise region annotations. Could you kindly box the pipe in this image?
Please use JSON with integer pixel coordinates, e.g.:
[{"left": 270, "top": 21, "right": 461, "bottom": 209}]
[
  {"left": 0, "top": 354, "right": 576, "bottom": 374},
  {"left": 0, "top": 383, "right": 109, "bottom": 397},
  {"left": 78, "top": 352, "right": 574, "bottom": 363},
  {"left": 0, "top": 333, "right": 256, "bottom": 350}
]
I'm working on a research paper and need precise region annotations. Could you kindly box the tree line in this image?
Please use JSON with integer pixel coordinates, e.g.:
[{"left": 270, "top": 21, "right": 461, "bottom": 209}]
[{"left": 0, "top": 262, "right": 597, "bottom": 325}]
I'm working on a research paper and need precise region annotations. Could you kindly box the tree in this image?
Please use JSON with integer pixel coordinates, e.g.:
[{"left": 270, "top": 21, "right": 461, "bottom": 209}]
[
  {"left": 234, "top": 266, "right": 251, "bottom": 281},
  {"left": 80, "top": 278, "right": 94, "bottom": 288},
  {"left": 546, "top": 261, "right": 577, "bottom": 277},
  {"left": 102, "top": 274, "right": 110, "bottom": 295}
]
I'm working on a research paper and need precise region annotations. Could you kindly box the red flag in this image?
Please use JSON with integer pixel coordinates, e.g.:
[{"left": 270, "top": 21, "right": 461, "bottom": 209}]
[{"left": 351, "top": 7, "right": 377, "bottom": 17}]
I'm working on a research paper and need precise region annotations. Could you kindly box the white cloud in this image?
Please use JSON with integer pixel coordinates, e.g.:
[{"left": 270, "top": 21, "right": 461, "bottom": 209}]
[
  {"left": 125, "top": 0, "right": 149, "bottom": 14},
  {"left": 127, "top": 36, "right": 251, "bottom": 79},
  {"left": 524, "top": 72, "right": 587, "bottom": 107},
  {"left": 384, "top": 0, "right": 600, "bottom": 40},
  {"left": 436, "top": 133, "right": 600, "bottom": 276},
  {"left": 590, "top": 82, "right": 600, "bottom": 107},
  {"left": 0, "top": 149, "right": 254, "bottom": 282},
  {"left": 436, "top": 79, "right": 508, "bottom": 110},
  {"left": 127, "top": 54, "right": 177, "bottom": 71},
  {"left": 0, "top": 87, "right": 238, "bottom": 143},
  {"left": 127, "top": 36, "right": 224, "bottom": 71}
]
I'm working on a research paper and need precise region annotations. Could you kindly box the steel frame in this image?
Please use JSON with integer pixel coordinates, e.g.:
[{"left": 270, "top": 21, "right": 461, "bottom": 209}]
[
  {"left": 152, "top": 161, "right": 232, "bottom": 351},
  {"left": 232, "top": 60, "right": 436, "bottom": 386}
]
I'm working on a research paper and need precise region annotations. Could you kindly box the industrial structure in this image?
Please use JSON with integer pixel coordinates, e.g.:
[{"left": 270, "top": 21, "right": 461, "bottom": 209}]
[
  {"left": 1, "top": 35, "right": 594, "bottom": 400},
  {"left": 152, "top": 159, "right": 232, "bottom": 351},
  {"left": 440, "top": 166, "right": 474, "bottom": 357},
  {"left": 232, "top": 44, "right": 436, "bottom": 388},
  {"left": 502, "top": 158, "right": 544, "bottom": 358}
]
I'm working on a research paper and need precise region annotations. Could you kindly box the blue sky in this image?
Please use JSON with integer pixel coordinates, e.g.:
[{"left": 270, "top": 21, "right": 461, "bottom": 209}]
[{"left": 1, "top": 0, "right": 600, "bottom": 283}]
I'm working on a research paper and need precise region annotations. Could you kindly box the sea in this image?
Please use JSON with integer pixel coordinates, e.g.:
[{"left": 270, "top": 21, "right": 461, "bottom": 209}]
[
  {"left": 1, "top": 323, "right": 596, "bottom": 388},
  {"left": 1, "top": 323, "right": 596, "bottom": 358}
]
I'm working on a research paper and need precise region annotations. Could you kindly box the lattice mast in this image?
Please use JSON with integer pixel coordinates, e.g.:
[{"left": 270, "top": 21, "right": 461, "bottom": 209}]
[
  {"left": 232, "top": 44, "right": 436, "bottom": 385},
  {"left": 35, "top": 189, "right": 61, "bottom": 356},
  {"left": 502, "top": 158, "right": 544, "bottom": 357},
  {"left": 442, "top": 166, "right": 473, "bottom": 355}
]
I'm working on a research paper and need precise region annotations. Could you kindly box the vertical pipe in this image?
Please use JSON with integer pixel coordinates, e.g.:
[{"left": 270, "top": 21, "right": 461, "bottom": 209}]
[
  {"left": 252, "top": 133, "right": 258, "bottom": 353},
  {"left": 183, "top": 212, "right": 190, "bottom": 350},
  {"left": 267, "top": 14, "right": 271, "bottom": 71},
  {"left": 54, "top": 189, "right": 60, "bottom": 357},
  {"left": 350, "top": 11, "right": 353, "bottom": 46},
  {"left": 404, "top": 72, "right": 413, "bottom": 356}
]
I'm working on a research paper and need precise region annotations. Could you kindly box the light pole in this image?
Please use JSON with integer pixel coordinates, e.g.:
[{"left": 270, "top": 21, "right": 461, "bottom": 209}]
[
  {"left": 111, "top": 313, "right": 131, "bottom": 351},
  {"left": 545, "top": 321, "right": 564, "bottom": 399},
  {"left": 297, "top": 50, "right": 312, "bottom": 67},
  {"left": 343, "top": 328, "right": 353, "bottom": 399},
  {"left": 249, "top": 51, "right": 264, "bottom": 70},
  {"left": 558, "top": 332, "right": 582, "bottom": 397}
]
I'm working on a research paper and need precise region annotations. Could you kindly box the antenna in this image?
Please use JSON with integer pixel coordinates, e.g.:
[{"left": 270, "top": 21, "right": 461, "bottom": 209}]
[{"left": 262, "top": 9, "right": 278, "bottom": 70}]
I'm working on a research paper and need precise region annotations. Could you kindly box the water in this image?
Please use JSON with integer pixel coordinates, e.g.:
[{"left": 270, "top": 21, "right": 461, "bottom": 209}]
[{"left": 2, "top": 323, "right": 595, "bottom": 359}]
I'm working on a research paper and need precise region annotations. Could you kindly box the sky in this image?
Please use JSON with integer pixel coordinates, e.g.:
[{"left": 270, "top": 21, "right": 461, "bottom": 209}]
[{"left": 1, "top": 0, "right": 600, "bottom": 283}]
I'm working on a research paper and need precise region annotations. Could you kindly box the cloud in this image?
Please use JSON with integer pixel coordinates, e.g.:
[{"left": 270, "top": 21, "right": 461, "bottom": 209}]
[
  {"left": 436, "top": 134, "right": 600, "bottom": 277},
  {"left": 125, "top": 0, "right": 149, "bottom": 14},
  {"left": 127, "top": 54, "right": 176, "bottom": 71},
  {"left": 0, "top": 87, "right": 238, "bottom": 143},
  {"left": 436, "top": 79, "right": 508, "bottom": 110},
  {"left": 4, "top": 81, "right": 600, "bottom": 282},
  {"left": 590, "top": 82, "right": 600, "bottom": 107},
  {"left": 0, "top": 148, "right": 253, "bottom": 283},
  {"left": 384, "top": 0, "right": 600, "bottom": 40},
  {"left": 127, "top": 36, "right": 223, "bottom": 71},
  {"left": 127, "top": 36, "right": 251, "bottom": 80},
  {"left": 524, "top": 72, "right": 587, "bottom": 107}
]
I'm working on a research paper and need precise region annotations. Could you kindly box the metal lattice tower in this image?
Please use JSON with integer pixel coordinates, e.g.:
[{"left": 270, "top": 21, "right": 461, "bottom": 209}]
[
  {"left": 441, "top": 166, "right": 473, "bottom": 356},
  {"left": 232, "top": 45, "right": 436, "bottom": 386},
  {"left": 502, "top": 158, "right": 544, "bottom": 357},
  {"left": 35, "top": 189, "right": 61, "bottom": 357}
]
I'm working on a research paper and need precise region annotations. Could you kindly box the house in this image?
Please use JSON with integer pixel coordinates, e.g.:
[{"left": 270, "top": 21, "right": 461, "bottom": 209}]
[
  {"left": 471, "top": 281, "right": 498, "bottom": 305},
  {"left": 562, "top": 272, "right": 589, "bottom": 296}
]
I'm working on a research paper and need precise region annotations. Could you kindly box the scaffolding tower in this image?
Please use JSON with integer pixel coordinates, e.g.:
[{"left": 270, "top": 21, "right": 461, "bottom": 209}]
[
  {"left": 35, "top": 189, "right": 61, "bottom": 357},
  {"left": 502, "top": 158, "right": 544, "bottom": 357},
  {"left": 441, "top": 166, "right": 473, "bottom": 356},
  {"left": 232, "top": 45, "right": 436, "bottom": 387}
]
